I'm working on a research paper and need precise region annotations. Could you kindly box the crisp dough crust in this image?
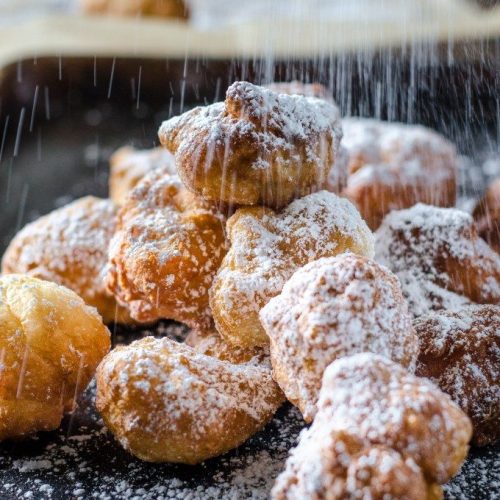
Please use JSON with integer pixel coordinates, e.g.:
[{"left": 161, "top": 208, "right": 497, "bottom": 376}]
[
  {"left": 0, "top": 274, "right": 110, "bottom": 441},
  {"left": 109, "top": 146, "right": 176, "bottom": 205},
  {"left": 375, "top": 203, "right": 500, "bottom": 317},
  {"left": 473, "top": 178, "right": 500, "bottom": 253},
  {"left": 260, "top": 254, "right": 419, "bottom": 422},
  {"left": 159, "top": 81, "right": 342, "bottom": 208},
  {"left": 95, "top": 336, "right": 284, "bottom": 464},
  {"left": 209, "top": 191, "right": 374, "bottom": 347},
  {"left": 1, "top": 196, "right": 132, "bottom": 324},
  {"left": 106, "top": 167, "right": 228, "bottom": 328},
  {"left": 415, "top": 305, "right": 500, "bottom": 447},
  {"left": 272, "top": 353, "right": 472, "bottom": 500},
  {"left": 341, "top": 118, "right": 457, "bottom": 229}
]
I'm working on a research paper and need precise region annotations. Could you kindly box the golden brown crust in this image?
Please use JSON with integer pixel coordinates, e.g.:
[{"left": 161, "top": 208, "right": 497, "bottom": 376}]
[
  {"left": 376, "top": 203, "right": 500, "bottom": 317},
  {"left": 260, "top": 254, "right": 419, "bottom": 422},
  {"left": 1, "top": 196, "right": 132, "bottom": 324},
  {"left": 0, "top": 275, "right": 110, "bottom": 441},
  {"left": 95, "top": 336, "right": 284, "bottom": 464},
  {"left": 159, "top": 81, "right": 342, "bottom": 209},
  {"left": 272, "top": 354, "right": 471, "bottom": 499},
  {"left": 341, "top": 119, "right": 457, "bottom": 230},
  {"left": 80, "top": 0, "right": 188, "bottom": 18},
  {"left": 415, "top": 305, "right": 500, "bottom": 447},
  {"left": 109, "top": 146, "right": 176, "bottom": 205},
  {"left": 209, "top": 191, "right": 374, "bottom": 347},
  {"left": 473, "top": 178, "right": 500, "bottom": 253},
  {"left": 106, "top": 167, "right": 228, "bottom": 328}
]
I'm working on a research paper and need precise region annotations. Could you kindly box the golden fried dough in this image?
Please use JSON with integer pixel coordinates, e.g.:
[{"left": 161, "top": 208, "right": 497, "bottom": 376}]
[
  {"left": 109, "top": 146, "right": 176, "bottom": 205},
  {"left": 473, "top": 178, "right": 500, "bottom": 253},
  {"left": 1, "top": 196, "right": 132, "bottom": 324},
  {"left": 273, "top": 430, "right": 436, "bottom": 500},
  {"left": 95, "top": 336, "right": 284, "bottom": 464},
  {"left": 159, "top": 81, "right": 342, "bottom": 208},
  {"left": 185, "top": 327, "right": 268, "bottom": 365},
  {"left": 265, "top": 81, "right": 347, "bottom": 196},
  {"left": 260, "top": 254, "right": 419, "bottom": 422},
  {"left": 272, "top": 353, "right": 472, "bottom": 499},
  {"left": 375, "top": 203, "right": 500, "bottom": 317},
  {"left": 106, "top": 167, "right": 228, "bottom": 328},
  {"left": 209, "top": 191, "right": 374, "bottom": 347},
  {"left": 415, "top": 305, "right": 500, "bottom": 447},
  {"left": 80, "top": 0, "right": 187, "bottom": 18},
  {"left": 341, "top": 118, "right": 457, "bottom": 229},
  {"left": 0, "top": 275, "right": 110, "bottom": 441}
]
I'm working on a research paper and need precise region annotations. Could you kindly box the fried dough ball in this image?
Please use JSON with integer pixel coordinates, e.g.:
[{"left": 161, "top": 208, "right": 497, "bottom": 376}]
[
  {"left": 185, "top": 327, "right": 268, "bottom": 365},
  {"left": 375, "top": 203, "right": 500, "bottom": 317},
  {"left": 260, "top": 254, "right": 419, "bottom": 422},
  {"left": 0, "top": 274, "right": 110, "bottom": 441},
  {"left": 106, "top": 167, "right": 228, "bottom": 328},
  {"left": 273, "top": 430, "right": 435, "bottom": 500},
  {"left": 272, "top": 353, "right": 472, "bottom": 500},
  {"left": 265, "top": 81, "right": 347, "bottom": 195},
  {"left": 415, "top": 305, "right": 500, "bottom": 447},
  {"left": 1, "top": 196, "right": 132, "bottom": 324},
  {"left": 341, "top": 118, "right": 457, "bottom": 229},
  {"left": 95, "top": 336, "right": 284, "bottom": 464},
  {"left": 109, "top": 146, "right": 176, "bottom": 205},
  {"left": 210, "top": 191, "right": 374, "bottom": 347},
  {"left": 265, "top": 81, "right": 335, "bottom": 103},
  {"left": 473, "top": 178, "right": 500, "bottom": 252},
  {"left": 80, "top": 0, "right": 188, "bottom": 18},
  {"left": 159, "top": 81, "right": 342, "bottom": 209}
]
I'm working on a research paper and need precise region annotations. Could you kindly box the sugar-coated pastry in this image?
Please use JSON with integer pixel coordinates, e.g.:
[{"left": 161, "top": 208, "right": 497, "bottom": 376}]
[
  {"left": 265, "top": 81, "right": 335, "bottom": 103},
  {"left": 109, "top": 146, "right": 176, "bottom": 205},
  {"left": 375, "top": 203, "right": 500, "bottom": 317},
  {"left": 185, "top": 327, "right": 268, "bottom": 365},
  {"left": 260, "top": 254, "right": 419, "bottom": 422},
  {"left": 272, "top": 353, "right": 472, "bottom": 500},
  {"left": 80, "top": 0, "right": 187, "bottom": 18},
  {"left": 415, "top": 305, "right": 500, "bottom": 447},
  {"left": 473, "top": 178, "right": 500, "bottom": 253},
  {"left": 106, "top": 167, "right": 228, "bottom": 328},
  {"left": 0, "top": 274, "right": 111, "bottom": 441},
  {"left": 209, "top": 191, "right": 374, "bottom": 347},
  {"left": 1, "top": 196, "right": 132, "bottom": 324},
  {"left": 265, "top": 81, "right": 346, "bottom": 195},
  {"left": 341, "top": 118, "right": 457, "bottom": 229},
  {"left": 95, "top": 336, "right": 284, "bottom": 464},
  {"left": 159, "top": 81, "right": 342, "bottom": 209}
]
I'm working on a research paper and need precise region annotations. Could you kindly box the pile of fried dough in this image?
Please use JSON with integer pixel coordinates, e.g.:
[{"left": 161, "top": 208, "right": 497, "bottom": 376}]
[{"left": 1, "top": 80, "right": 499, "bottom": 500}]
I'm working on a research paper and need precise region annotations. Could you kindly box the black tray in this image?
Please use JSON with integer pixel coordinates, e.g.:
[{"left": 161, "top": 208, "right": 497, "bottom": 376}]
[{"left": 0, "top": 51, "right": 499, "bottom": 499}]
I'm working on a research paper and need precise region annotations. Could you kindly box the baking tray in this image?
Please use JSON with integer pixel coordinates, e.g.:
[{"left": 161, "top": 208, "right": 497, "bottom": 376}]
[{"left": 0, "top": 51, "right": 499, "bottom": 499}]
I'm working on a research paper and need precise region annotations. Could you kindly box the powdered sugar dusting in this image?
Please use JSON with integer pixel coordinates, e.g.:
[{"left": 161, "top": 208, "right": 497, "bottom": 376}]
[
  {"left": 415, "top": 305, "right": 500, "bottom": 446},
  {"left": 260, "top": 254, "right": 418, "bottom": 421},
  {"left": 273, "top": 353, "right": 472, "bottom": 499},
  {"left": 214, "top": 190, "right": 374, "bottom": 319},
  {"left": 375, "top": 203, "right": 500, "bottom": 317}
]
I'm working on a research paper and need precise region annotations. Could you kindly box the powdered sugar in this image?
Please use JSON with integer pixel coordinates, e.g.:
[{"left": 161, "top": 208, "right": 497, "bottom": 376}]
[
  {"left": 272, "top": 353, "right": 472, "bottom": 499},
  {"left": 415, "top": 305, "right": 500, "bottom": 446},
  {"left": 210, "top": 190, "right": 374, "bottom": 345},
  {"left": 109, "top": 146, "right": 176, "bottom": 205},
  {"left": 260, "top": 254, "right": 418, "bottom": 421},
  {"left": 375, "top": 203, "right": 500, "bottom": 317},
  {"left": 1, "top": 196, "right": 116, "bottom": 302}
]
